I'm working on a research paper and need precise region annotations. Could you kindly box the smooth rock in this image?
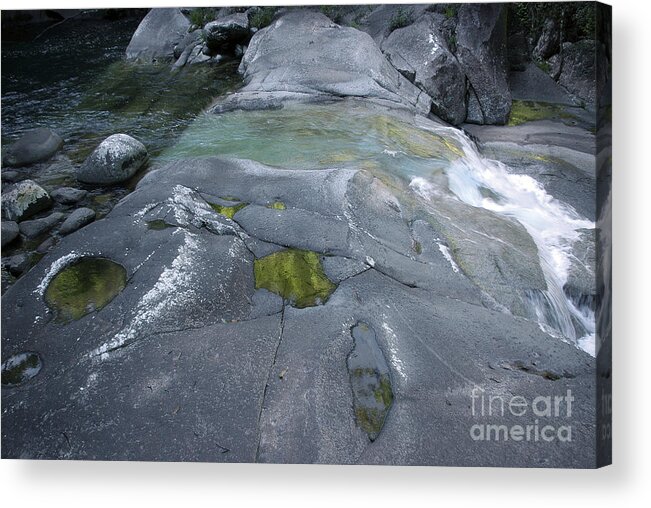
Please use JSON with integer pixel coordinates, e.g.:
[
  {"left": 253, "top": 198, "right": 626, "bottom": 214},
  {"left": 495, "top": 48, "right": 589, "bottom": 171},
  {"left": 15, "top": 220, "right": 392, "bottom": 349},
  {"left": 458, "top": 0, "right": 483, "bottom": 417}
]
[
  {"left": 126, "top": 8, "right": 191, "bottom": 63},
  {"left": 203, "top": 12, "right": 250, "bottom": 52},
  {"left": 533, "top": 18, "right": 560, "bottom": 61},
  {"left": 2, "top": 128, "right": 63, "bottom": 167},
  {"left": 1, "top": 221, "right": 20, "bottom": 248},
  {"left": 76, "top": 134, "right": 148, "bottom": 185},
  {"left": 50, "top": 187, "right": 88, "bottom": 205},
  {"left": 455, "top": 4, "right": 511, "bottom": 124},
  {"left": 36, "top": 236, "right": 57, "bottom": 254},
  {"left": 1, "top": 180, "right": 52, "bottom": 222},
  {"left": 382, "top": 17, "right": 466, "bottom": 125},
  {"left": 557, "top": 40, "right": 608, "bottom": 105},
  {"left": 59, "top": 207, "right": 96, "bottom": 235},
  {"left": 18, "top": 212, "right": 64, "bottom": 239},
  {"left": 2, "top": 253, "right": 30, "bottom": 275}
]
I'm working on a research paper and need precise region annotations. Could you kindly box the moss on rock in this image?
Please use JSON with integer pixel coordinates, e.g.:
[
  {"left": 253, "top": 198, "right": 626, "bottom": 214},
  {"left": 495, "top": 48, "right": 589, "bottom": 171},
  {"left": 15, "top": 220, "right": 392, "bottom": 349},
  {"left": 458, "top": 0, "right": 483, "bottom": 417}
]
[
  {"left": 254, "top": 249, "right": 336, "bottom": 308},
  {"left": 209, "top": 202, "right": 248, "bottom": 219},
  {"left": 1, "top": 352, "right": 43, "bottom": 386},
  {"left": 508, "top": 100, "right": 576, "bottom": 126},
  {"left": 44, "top": 257, "right": 127, "bottom": 322}
]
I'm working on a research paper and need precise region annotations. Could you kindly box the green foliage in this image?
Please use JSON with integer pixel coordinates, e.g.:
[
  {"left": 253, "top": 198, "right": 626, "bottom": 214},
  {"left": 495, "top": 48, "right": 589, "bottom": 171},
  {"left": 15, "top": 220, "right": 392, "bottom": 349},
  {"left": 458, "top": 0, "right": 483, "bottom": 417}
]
[
  {"left": 188, "top": 7, "right": 214, "bottom": 28},
  {"left": 389, "top": 7, "right": 414, "bottom": 32},
  {"left": 510, "top": 2, "right": 597, "bottom": 42},
  {"left": 250, "top": 7, "right": 277, "bottom": 29},
  {"left": 444, "top": 5, "right": 458, "bottom": 19},
  {"left": 254, "top": 249, "right": 336, "bottom": 308}
]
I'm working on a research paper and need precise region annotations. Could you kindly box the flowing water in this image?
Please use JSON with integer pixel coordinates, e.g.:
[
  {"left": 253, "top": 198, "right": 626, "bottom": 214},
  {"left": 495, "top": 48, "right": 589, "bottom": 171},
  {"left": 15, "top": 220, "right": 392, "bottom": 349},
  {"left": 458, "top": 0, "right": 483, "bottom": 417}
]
[{"left": 1, "top": 19, "right": 595, "bottom": 355}]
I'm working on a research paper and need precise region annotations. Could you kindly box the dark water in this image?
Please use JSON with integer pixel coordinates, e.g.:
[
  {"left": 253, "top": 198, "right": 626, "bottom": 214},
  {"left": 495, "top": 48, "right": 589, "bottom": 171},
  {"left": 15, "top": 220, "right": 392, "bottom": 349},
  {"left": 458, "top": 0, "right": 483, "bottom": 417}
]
[{"left": 1, "top": 17, "right": 241, "bottom": 170}]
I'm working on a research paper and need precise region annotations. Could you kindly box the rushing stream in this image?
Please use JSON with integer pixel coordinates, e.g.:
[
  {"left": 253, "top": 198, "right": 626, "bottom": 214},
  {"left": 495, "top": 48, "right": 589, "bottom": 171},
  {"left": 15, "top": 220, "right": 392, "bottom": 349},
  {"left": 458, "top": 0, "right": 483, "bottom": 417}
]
[{"left": 1, "top": 18, "right": 595, "bottom": 356}]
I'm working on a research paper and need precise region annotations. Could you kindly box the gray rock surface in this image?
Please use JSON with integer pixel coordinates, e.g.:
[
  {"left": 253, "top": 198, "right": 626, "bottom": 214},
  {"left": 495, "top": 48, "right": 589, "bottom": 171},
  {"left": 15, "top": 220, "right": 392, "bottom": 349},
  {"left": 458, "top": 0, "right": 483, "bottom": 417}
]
[
  {"left": 509, "top": 63, "right": 575, "bottom": 105},
  {"left": 126, "top": 8, "right": 191, "bottom": 63},
  {"left": 18, "top": 212, "right": 64, "bottom": 239},
  {"left": 1, "top": 221, "right": 20, "bottom": 248},
  {"left": 533, "top": 18, "right": 560, "bottom": 61},
  {"left": 1, "top": 253, "right": 30, "bottom": 275},
  {"left": 2, "top": 155, "right": 596, "bottom": 466},
  {"left": 455, "top": 4, "right": 511, "bottom": 124},
  {"left": 204, "top": 13, "right": 250, "bottom": 52},
  {"left": 76, "top": 134, "right": 148, "bottom": 185},
  {"left": 211, "top": 10, "right": 431, "bottom": 114},
  {"left": 382, "top": 17, "right": 466, "bottom": 125},
  {"left": 557, "top": 40, "right": 607, "bottom": 105},
  {"left": 1, "top": 180, "right": 52, "bottom": 222},
  {"left": 2, "top": 128, "right": 63, "bottom": 167},
  {"left": 50, "top": 187, "right": 88, "bottom": 205},
  {"left": 59, "top": 208, "right": 96, "bottom": 236}
]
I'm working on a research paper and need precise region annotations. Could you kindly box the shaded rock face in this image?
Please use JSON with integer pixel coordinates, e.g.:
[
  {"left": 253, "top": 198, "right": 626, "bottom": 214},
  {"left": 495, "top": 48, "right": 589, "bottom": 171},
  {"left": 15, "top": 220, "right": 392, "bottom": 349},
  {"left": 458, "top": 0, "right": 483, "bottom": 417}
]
[
  {"left": 212, "top": 10, "right": 431, "bottom": 114},
  {"left": 2, "top": 128, "right": 63, "bottom": 167},
  {"left": 76, "top": 134, "right": 148, "bottom": 185},
  {"left": 1, "top": 180, "right": 52, "bottom": 222},
  {"left": 125, "top": 8, "right": 191, "bottom": 63},
  {"left": 1, "top": 221, "right": 20, "bottom": 249},
  {"left": 557, "top": 40, "right": 607, "bottom": 105},
  {"left": 455, "top": 4, "right": 511, "bottom": 125},
  {"left": 18, "top": 212, "right": 64, "bottom": 239},
  {"left": 204, "top": 12, "right": 250, "bottom": 52},
  {"left": 382, "top": 17, "right": 467, "bottom": 125},
  {"left": 533, "top": 18, "right": 560, "bottom": 61},
  {"left": 1, "top": 156, "right": 596, "bottom": 466}
]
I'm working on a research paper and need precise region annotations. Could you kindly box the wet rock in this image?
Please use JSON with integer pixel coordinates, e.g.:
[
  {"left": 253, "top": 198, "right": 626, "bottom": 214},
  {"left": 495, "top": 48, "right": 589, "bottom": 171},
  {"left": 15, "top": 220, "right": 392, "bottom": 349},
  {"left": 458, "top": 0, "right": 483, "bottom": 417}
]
[
  {"left": 455, "top": 4, "right": 511, "bottom": 124},
  {"left": 212, "top": 10, "right": 430, "bottom": 114},
  {"left": 36, "top": 236, "right": 57, "bottom": 254},
  {"left": 1, "top": 221, "right": 20, "bottom": 248},
  {"left": 533, "top": 18, "right": 560, "bottom": 61},
  {"left": 173, "top": 29, "right": 202, "bottom": 59},
  {"left": 382, "top": 17, "right": 467, "bottom": 125},
  {"left": 2, "top": 128, "right": 63, "bottom": 167},
  {"left": 321, "top": 256, "right": 369, "bottom": 283},
  {"left": 565, "top": 228, "right": 596, "bottom": 301},
  {"left": 1, "top": 352, "right": 42, "bottom": 387},
  {"left": 1, "top": 179, "right": 52, "bottom": 221},
  {"left": 18, "top": 212, "right": 64, "bottom": 238},
  {"left": 204, "top": 12, "right": 250, "bottom": 52},
  {"left": 1, "top": 170, "right": 20, "bottom": 183},
  {"left": 126, "top": 8, "right": 191, "bottom": 63},
  {"left": 2, "top": 253, "right": 30, "bottom": 275},
  {"left": 76, "top": 134, "right": 148, "bottom": 185},
  {"left": 59, "top": 207, "right": 96, "bottom": 235},
  {"left": 50, "top": 187, "right": 88, "bottom": 205}
]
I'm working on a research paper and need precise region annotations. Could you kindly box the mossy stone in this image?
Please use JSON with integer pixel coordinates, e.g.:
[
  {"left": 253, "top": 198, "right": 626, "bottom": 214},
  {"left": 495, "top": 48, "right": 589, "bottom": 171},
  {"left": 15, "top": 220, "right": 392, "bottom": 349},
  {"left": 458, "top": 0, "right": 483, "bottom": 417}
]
[
  {"left": 254, "top": 249, "right": 336, "bottom": 308},
  {"left": 1, "top": 352, "right": 42, "bottom": 386},
  {"left": 267, "top": 201, "right": 286, "bottom": 210},
  {"left": 508, "top": 100, "right": 577, "bottom": 126},
  {"left": 44, "top": 257, "right": 127, "bottom": 322},
  {"left": 210, "top": 202, "right": 248, "bottom": 219}
]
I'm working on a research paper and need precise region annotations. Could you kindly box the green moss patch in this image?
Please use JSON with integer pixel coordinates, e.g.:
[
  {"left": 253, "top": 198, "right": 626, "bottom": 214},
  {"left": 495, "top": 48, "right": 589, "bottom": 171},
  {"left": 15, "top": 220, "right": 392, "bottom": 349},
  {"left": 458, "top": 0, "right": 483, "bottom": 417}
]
[
  {"left": 508, "top": 100, "right": 576, "bottom": 126},
  {"left": 147, "top": 219, "right": 174, "bottom": 230},
  {"left": 209, "top": 202, "right": 248, "bottom": 219},
  {"left": 254, "top": 249, "right": 336, "bottom": 308},
  {"left": 44, "top": 257, "right": 127, "bottom": 322},
  {"left": 1, "top": 352, "right": 42, "bottom": 386},
  {"left": 267, "top": 201, "right": 286, "bottom": 210}
]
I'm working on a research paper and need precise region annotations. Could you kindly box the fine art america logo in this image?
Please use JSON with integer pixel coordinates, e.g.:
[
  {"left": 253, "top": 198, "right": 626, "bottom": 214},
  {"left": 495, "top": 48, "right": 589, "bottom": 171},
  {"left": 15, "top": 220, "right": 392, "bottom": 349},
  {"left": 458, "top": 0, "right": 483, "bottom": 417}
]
[{"left": 470, "top": 388, "right": 575, "bottom": 443}]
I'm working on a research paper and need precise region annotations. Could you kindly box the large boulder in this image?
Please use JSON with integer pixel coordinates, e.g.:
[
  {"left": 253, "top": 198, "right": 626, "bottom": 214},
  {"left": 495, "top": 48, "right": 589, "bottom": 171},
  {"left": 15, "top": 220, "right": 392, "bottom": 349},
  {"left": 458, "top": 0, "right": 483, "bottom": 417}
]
[
  {"left": 557, "top": 40, "right": 607, "bottom": 105},
  {"left": 211, "top": 10, "right": 430, "bottom": 114},
  {"left": 455, "top": 4, "right": 511, "bottom": 124},
  {"left": 382, "top": 17, "right": 467, "bottom": 125},
  {"left": 203, "top": 12, "right": 250, "bottom": 52},
  {"left": 1, "top": 180, "right": 52, "bottom": 222},
  {"left": 2, "top": 128, "right": 63, "bottom": 167},
  {"left": 18, "top": 212, "right": 64, "bottom": 239},
  {"left": 533, "top": 18, "right": 560, "bottom": 61},
  {"left": 76, "top": 134, "right": 148, "bottom": 185},
  {"left": 126, "top": 8, "right": 191, "bottom": 63}
]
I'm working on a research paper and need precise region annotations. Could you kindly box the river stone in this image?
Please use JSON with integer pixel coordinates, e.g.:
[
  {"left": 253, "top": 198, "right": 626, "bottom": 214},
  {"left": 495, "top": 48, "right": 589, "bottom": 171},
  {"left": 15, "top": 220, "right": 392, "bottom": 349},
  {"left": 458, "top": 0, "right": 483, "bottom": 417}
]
[
  {"left": 1, "top": 221, "right": 19, "bottom": 248},
  {"left": 212, "top": 10, "right": 431, "bottom": 114},
  {"left": 455, "top": 4, "right": 511, "bottom": 125},
  {"left": 203, "top": 12, "right": 250, "bottom": 52},
  {"left": 382, "top": 17, "right": 467, "bottom": 125},
  {"left": 2, "top": 253, "right": 30, "bottom": 276},
  {"left": 2, "top": 128, "right": 63, "bottom": 167},
  {"left": 557, "top": 40, "right": 607, "bottom": 105},
  {"left": 50, "top": 187, "right": 88, "bottom": 205},
  {"left": 1, "top": 155, "right": 597, "bottom": 466},
  {"left": 59, "top": 207, "right": 96, "bottom": 235},
  {"left": 18, "top": 212, "right": 64, "bottom": 239},
  {"left": 1, "top": 180, "right": 52, "bottom": 222},
  {"left": 125, "top": 8, "right": 191, "bottom": 63},
  {"left": 76, "top": 134, "right": 148, "bottom": 185}
]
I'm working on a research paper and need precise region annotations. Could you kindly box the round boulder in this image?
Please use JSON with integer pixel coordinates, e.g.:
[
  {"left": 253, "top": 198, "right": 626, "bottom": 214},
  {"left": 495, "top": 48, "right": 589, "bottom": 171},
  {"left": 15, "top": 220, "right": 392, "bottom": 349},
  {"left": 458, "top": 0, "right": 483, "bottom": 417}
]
[
  {"left": 1, "top": 221, "right": 20, "bottom": 248},
  {"left": 76, "top": 134, "right": 148, "bottom": 185},
  {"left": 59, "top": 207, "right": 96, "bottom": 235},
  {"left": 204, "top": 13, "right": 250, "bottom": 52},
  {"left": 3, "top": 128, "right": 63, "bottom": 167},
  {"left": 1, "top": 180, "right": 52, "bottom": 222}
]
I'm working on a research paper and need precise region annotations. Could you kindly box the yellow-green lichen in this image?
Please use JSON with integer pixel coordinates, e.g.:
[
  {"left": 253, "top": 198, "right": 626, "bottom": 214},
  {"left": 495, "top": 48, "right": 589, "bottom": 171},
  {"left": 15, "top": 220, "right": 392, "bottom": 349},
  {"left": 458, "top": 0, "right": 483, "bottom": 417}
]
[
  {"left": 253, "top": 249, "right": 336, "bottom": 308},
  {"left": 508, "top": 100, "right": 576, "bottom": 126},
  {"left": 44, "top": 257, "right": 127, "bottom": 322},
  {"left": 210, "top": 202, "right": 248, "bottom": 219},
  {"left": 267, "top": 201, "right": 286, "bottom": 210},
  {"left": 147, "top": 219, "right": 174, "bottom": 230}
]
